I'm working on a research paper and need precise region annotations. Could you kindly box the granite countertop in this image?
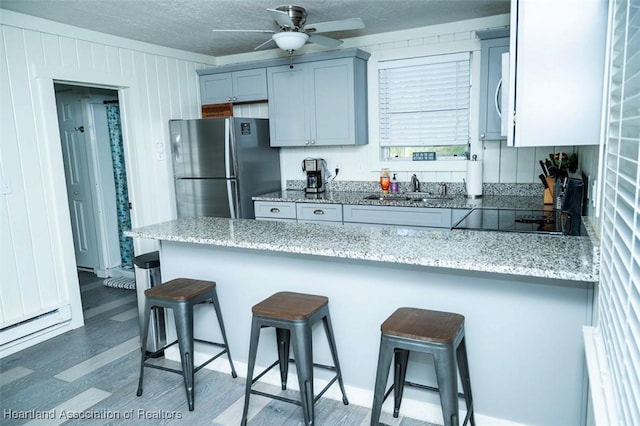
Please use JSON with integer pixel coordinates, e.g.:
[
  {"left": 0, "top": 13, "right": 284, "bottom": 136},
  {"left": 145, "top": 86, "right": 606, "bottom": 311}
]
[
  {"left": 126, "top": 216, "right": 599, "bottom": 283},
  {"left": 253, "top": 190, "right": 548, "bottom": 211}
]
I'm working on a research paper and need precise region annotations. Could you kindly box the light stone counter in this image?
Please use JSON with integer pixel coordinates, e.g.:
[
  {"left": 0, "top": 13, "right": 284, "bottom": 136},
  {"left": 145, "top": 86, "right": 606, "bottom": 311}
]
[
  {"left": 126, "top": 216, "right": 596, "bottom": 424},
  {"left": 126, "top": 216, "right": 598, "bottom": 283}
]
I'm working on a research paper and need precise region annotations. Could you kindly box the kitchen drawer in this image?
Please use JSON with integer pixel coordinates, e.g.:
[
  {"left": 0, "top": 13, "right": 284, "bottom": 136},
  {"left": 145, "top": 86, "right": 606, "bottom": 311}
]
[
  {"left": 254, "top": 201, "right": 296, "bottom": 220},
  {"left": 296, "top": 203, "right": 343, "bottom": 222},
  {"left": 343, "top": 205, "right": 452, "bottom": 228}
]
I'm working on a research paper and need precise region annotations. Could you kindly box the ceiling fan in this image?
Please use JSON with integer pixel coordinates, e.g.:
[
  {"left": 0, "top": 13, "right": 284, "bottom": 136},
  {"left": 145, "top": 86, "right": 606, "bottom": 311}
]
[{"left": 213, "top": 5, "right": 365, "bottom": 53}]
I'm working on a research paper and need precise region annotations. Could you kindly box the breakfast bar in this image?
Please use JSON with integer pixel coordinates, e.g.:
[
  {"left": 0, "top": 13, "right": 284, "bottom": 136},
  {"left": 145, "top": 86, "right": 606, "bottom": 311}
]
[{"left": 126, "top": 217, "right": 598, "bottom": 425}]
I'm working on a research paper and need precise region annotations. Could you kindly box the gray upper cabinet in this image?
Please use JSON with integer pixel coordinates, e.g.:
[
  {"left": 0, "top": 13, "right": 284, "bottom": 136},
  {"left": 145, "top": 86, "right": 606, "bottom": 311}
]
[
  {"left": 478, "top": 32, "right": 509, "bottom": 141},
  {"left": 506, "top": 0, "right": 608, "bottom": 147},
  {"left": 200, "top": 68, "right": 267, "bottom": 104},
  {"left": 267, "top": 56, "right": 368, "bottom": 147}
]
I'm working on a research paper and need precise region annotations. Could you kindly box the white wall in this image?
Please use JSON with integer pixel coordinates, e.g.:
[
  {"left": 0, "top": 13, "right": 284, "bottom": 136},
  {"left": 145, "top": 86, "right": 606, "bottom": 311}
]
[
  {"left": 221, "top": 14, "right": 577, "bottom": 186},
  {"left": 0, "top": 10, "right": 215, "bottom": 356}
]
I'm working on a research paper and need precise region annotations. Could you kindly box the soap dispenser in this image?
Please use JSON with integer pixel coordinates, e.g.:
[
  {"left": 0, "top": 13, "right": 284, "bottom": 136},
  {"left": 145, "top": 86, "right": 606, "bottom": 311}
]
[{"left": 390, "top": 173, "right": 399, "bottom": 193}]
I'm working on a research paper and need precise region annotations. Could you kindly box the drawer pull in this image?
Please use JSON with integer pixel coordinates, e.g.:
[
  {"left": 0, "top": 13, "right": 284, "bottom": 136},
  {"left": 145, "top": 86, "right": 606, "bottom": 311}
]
[
  {"left": 270, "top": 208, "right": 280, "bottom": 213},
  {"left": 313, "top": 209, "right": 325, "bottom": 215}
]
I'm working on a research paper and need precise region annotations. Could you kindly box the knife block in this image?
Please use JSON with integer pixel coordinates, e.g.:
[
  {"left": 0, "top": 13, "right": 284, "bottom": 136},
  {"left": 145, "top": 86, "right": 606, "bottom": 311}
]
[{"left": 543, "top": 177, "right": 555, "bottom": 205}]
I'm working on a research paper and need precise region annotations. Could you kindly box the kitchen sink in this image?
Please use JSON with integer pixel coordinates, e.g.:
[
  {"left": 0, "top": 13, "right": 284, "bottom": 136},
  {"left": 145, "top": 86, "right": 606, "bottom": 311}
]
[
  {"left": 364, "top": 193, "right": 452, "bottom": 202},
  {"left": 365, "top": 194, "right": 412, "bottom": 201}
]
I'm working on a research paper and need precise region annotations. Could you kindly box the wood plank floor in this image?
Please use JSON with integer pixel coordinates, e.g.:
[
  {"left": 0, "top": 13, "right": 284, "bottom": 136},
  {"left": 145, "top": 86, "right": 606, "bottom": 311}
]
[{"left": 1, "top": 271, "right": 436, "bottom": 425}]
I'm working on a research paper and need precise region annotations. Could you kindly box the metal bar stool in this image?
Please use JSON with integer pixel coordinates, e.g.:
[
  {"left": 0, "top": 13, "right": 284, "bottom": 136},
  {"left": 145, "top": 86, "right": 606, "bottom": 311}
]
[
  {"left": 371, "top": 307, "right": 474, "bottom": 426},
  {"left": 136, "top": 278, "right": 237, "bottom": 411},
  {"left": 241, "top": 291, "right": 349, "bottom": 426}
]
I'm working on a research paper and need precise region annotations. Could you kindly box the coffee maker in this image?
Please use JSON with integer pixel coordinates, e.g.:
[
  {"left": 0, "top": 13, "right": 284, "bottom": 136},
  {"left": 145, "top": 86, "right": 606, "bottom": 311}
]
[{"left": 302, "top": 158, "right": 327, "bottom": 193}]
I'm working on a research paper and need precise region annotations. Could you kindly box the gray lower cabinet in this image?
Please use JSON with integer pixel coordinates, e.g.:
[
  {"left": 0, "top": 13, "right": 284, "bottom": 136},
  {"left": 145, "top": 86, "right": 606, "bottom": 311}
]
[
  {"left": 296, "top": 203, "right": 343, "bottom": 225},
  {"left": 254, "top": 201, "right": 296, "bottom": 222},
  {"left": 200, "top": 69, "right": 267, "bottom": 105},
  {"left": 255, "top": 200, "right": 463, "bottom": 229},
  {"left": 267, "top": 57, "right": 368, "bottom": 147},
  {"left": 343, "top": 204, "right": 453, "bottom": 229}
]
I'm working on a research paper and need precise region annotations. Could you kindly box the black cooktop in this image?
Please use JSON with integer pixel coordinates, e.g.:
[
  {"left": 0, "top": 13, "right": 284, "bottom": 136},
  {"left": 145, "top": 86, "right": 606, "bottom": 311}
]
[{"left": 453, "top": 208, "right": 565, "bottom": 235}]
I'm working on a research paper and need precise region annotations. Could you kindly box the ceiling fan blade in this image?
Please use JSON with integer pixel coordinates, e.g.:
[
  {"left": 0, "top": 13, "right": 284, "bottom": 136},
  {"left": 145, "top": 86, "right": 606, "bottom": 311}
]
[
  {"left": 213, "top": 29, "right": 275, "bottom": 33},
  {"left": 304, "top": 17, "right": 364, "bottom": 34},
  {"left": 267, "top": 8, "right": 295, "bottom": 28},
  {"left": 308, "top": 34, "right": 343, "bottom": 48},
  {"left": 254, "top": 38, "right": 276, "bottom": 51}
]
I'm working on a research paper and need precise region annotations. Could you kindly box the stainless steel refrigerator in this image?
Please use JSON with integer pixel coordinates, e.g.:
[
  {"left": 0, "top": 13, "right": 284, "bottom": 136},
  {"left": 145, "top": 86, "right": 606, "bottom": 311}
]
[{"left": 170, "top": 117, "right": 281, "bottom": 219}]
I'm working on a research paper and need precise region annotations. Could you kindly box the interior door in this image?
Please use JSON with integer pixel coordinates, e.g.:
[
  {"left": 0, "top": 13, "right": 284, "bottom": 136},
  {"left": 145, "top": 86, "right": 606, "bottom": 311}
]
[{"left": 56, "top": 92, "right": 98, "bottom": 269}]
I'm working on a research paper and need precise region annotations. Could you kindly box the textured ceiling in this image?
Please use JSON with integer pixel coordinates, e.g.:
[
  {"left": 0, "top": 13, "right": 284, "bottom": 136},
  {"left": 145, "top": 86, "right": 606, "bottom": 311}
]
[{"left": 1, "top": 0, "right": 510, "bottom": 57}]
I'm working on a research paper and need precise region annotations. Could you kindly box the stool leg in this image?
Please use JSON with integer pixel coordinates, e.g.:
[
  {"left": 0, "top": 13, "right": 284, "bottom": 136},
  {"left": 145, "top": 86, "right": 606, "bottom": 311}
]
[
  {"left": 434, "top": 347, "right": 459, "bottom": 426},
  {"left": 322, "top": 313, "right": 349, "bottom": 405},
  {"left": 174, "top": 303, "right": 195, "bottom": 411},
  {"left": 276, "top": 328, "right": 291, "bottom": 390},
  {"left": 393, "top": 349, "right": 409, "bottom": 418},
  {"left": 291, "top": 322, "right": 314, "bottom": 426},
  {"left": 456, "top": 337, "right": 475, "bottom": 426},
  {"left": 136, "top": 300, "right": 152, "bottom": 397},
  {"left": 209, "top": 291, "right": 238, "bottom": 378},
  {"left": 241, "top": 316, "right": 262, "bottom": 426},
  {"left": 371, "top": 335, "right": 393, "bottom": 426}
]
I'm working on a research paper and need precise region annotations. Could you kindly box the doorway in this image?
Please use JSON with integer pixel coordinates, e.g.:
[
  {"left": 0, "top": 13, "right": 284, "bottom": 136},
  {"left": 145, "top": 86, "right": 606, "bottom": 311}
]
[{"left": 54, "top": 84, "right": 134, "bottom": 279}]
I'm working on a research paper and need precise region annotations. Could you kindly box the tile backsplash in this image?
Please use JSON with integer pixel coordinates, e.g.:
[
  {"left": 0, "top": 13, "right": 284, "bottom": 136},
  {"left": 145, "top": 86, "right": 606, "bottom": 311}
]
[{"left": 286, "top": 180, "right": 542, "bottom": 197}]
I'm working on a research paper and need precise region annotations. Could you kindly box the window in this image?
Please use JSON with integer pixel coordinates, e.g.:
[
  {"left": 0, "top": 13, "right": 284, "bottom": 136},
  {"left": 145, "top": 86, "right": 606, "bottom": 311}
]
[
  {"left": 598, "top": 0, "right": 640, "bottom": 423},
  {"left": 378, "top": 52, "right": 471, "bottom": 161}
]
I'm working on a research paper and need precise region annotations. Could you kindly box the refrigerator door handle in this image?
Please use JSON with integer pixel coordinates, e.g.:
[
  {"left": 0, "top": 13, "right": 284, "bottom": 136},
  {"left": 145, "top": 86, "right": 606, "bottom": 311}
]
[
  {"left": 227, "top": 179, "right": 237, "bottom": 219},
  {"left": 224, "top": 118, "right": 237, "bottom": 179}
]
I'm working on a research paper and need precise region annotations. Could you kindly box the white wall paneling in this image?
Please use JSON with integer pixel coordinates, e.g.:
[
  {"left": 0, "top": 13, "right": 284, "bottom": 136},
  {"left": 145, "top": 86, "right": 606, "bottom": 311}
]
[{"left": 0, "top": 10, "right": 215, "bottom": 356}]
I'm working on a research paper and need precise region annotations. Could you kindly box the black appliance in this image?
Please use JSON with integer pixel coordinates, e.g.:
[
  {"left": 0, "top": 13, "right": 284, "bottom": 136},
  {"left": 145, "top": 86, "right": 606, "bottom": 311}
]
[
  {"left": 561, "top": 178, "right": 584, "bottom": 236},
  {"left": 453, "top": 208, "right": 566, "bottom": 235}
]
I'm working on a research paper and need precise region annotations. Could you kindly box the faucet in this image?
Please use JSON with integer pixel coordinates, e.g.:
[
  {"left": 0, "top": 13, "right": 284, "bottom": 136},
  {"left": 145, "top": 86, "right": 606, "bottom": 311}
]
[
  {"left": 439, "top": 182, "right": 447, "bottom": 197},
  {"left": 411, "top": 174, "right": 420, "bottom": 192}
]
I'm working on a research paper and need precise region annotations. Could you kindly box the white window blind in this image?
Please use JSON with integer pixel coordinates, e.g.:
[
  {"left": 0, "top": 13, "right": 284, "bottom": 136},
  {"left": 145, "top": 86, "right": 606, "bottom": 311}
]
[
  {"left": 379, "top": 52, "right": 471, "bottom": 147},
  {"left": 599, "top": 0, "right": 640, "bottom": 423}
]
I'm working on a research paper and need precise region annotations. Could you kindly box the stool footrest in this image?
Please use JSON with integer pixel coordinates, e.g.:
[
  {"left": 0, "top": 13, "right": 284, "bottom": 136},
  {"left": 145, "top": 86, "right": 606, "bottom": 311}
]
[
  {"left": 248, "top": 358, "right": 341, "bottom": 406},
  {"left": 143, "top": 339, "right": 230, "bottom": 376},
  {"left": 250, "top": 389, "right": 302, "bottom": 406},
  {"left": 404, "top": 380, "right": 467, "bottom": 399}
]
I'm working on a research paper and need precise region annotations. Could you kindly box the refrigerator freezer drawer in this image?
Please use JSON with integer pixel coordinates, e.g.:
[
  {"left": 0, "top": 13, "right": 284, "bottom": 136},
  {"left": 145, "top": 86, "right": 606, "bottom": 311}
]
[{"left": 175, "top": 178, "right": 237, "bottom": 218}]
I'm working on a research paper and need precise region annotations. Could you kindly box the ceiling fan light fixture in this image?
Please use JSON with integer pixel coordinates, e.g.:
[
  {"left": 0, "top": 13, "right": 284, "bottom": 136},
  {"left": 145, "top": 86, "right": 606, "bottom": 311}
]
[{"left": 272, "top": 31, "right": 309, "bottom": 51}]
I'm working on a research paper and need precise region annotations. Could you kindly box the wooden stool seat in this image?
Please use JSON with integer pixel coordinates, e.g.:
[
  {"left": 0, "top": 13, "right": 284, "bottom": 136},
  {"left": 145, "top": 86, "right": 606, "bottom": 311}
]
[
  {"left": 381, "top": 307, "right": 464, "bottom": 344},
  {"left": 145, "top": 278, "right": 215, "bottom": 302},
  {"left": 241, "top": 291, "right": 348, "bottom": 425},
  {"left": 371, "top": 307, "right": 475, "bottom": 426},
  {"left": 136, "top": 278, "right": 237, "bottom": 411},
  {"left": 252, "top": 291, "right": 328, "bottom": 320}
]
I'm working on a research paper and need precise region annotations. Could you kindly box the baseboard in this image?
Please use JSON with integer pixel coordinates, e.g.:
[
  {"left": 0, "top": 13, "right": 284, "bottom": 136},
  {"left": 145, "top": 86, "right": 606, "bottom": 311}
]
[
  {"left": 164, "top": 346, "right": 526, "bottom": 426},
  {"left": 0, "top": 306, "right": 75, "bottom": 359}
]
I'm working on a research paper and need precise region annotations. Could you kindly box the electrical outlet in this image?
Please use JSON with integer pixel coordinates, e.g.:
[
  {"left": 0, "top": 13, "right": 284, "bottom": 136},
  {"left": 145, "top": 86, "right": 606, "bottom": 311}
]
[{"left": 0, "top": 177, "right": 11, "bottom": 195}]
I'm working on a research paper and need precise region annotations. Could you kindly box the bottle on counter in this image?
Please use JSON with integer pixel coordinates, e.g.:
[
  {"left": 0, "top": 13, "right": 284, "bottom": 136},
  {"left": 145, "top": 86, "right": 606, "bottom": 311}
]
[
  {"left": 390, "top": 173, "right": 399, "bottom": 193},
  {"left": 380, "top": 168, "right": 391, "bottom": 194}
]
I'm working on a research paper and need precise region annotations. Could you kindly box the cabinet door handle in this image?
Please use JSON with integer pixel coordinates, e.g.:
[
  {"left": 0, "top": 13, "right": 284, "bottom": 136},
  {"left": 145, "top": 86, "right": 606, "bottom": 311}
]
[
  {"left": 270, "top": 208, "right": 280, "bottom": 213},
  {"left": 305, "top": 140, "right": 310, "bottom": 145},
  {"left": 232, "top": 96, "right": 237, "bottom": 101},
  {"left": 310, "top": 140, "right": 315, "bottom": 145},
  {"left": 494, "top": 78, "right": 503, "bottom": 118},
  {"left": 313, "top": 209, "right": 325, "bottom": 215},
  {"left": 227, "top": 97, "right": 232, "bottom": 102}
]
